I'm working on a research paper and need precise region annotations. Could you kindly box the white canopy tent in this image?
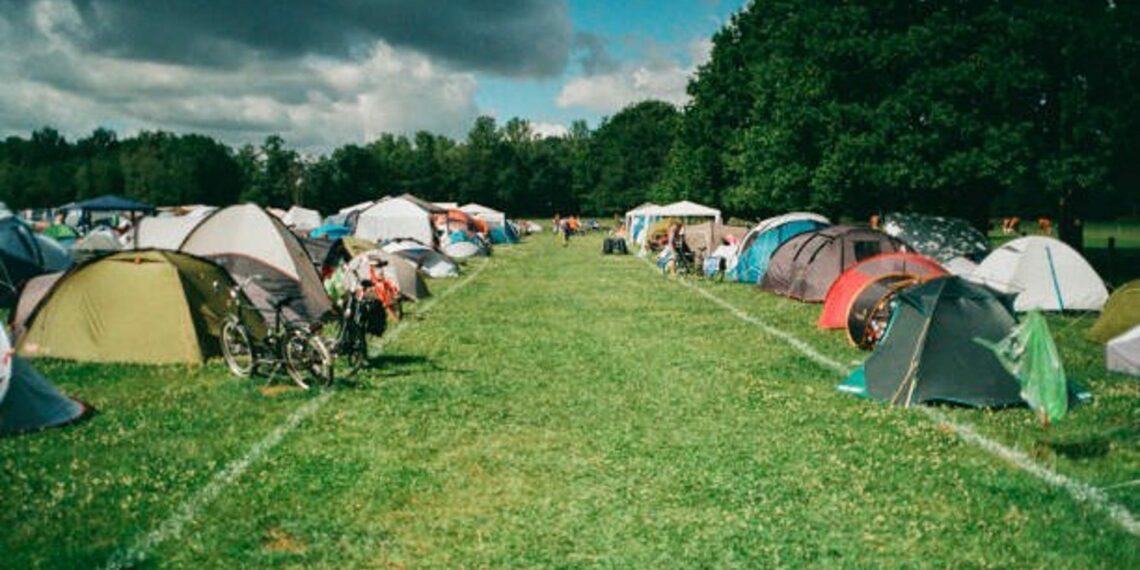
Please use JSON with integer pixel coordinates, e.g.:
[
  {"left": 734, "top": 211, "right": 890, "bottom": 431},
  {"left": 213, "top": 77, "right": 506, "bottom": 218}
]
[{"left": 655, "top": 200, "right": 722, "bottom": 225}]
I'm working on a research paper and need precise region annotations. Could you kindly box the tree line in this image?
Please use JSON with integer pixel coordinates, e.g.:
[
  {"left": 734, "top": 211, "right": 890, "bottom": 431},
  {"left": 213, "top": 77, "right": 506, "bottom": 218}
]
[{"left": 1, "top": 1, "right": 1137, "bottom": 246}]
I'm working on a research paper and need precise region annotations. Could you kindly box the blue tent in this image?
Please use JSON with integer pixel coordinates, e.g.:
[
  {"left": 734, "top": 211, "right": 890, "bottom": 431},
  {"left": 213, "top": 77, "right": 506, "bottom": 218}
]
[
  {"left": 310, "top": 224, "right": 352, "bottom": 240},
  {"left": 62, "top": 195, "right": 155, "bottom": 213},
  {"left": 489, "top": 223, "right": 519, "bottom": 244},
  {"left": 731, "top": 214, "right": 829, "bottom": 283}
]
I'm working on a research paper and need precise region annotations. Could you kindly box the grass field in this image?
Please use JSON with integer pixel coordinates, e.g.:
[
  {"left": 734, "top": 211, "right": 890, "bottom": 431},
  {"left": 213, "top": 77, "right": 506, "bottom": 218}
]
[{"left": 2, "top": 232, "right": 1139, "bottom": 567}]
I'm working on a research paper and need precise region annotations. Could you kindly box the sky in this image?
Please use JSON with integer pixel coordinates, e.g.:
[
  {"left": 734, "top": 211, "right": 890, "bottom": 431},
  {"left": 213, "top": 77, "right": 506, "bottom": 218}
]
[{"left": 0, "top": 0, "right": 747, "bottom": 153}]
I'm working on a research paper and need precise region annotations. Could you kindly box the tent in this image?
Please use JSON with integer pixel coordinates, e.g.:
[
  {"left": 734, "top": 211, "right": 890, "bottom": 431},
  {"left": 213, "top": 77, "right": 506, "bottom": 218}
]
[
  {"left": 179, "top": 204, "right": 332, "bottom": 325},
  {"left": 730, "top": 213, "right": 830, "bottom": 283},
  {"left": 355, "top": 195, "right": 443, "bottom": 246},
  {"left": 1087, "top": 280, "right": 1140, "bottom": 343},
  {"left": 818, "top": 252, "right": 946, "bottom": 329},
  {"left": 655, "top": 200, "right": 722, "bottom": 225},
  {"left": 624, "top": 202, "right": 661, "bottom": 246},
  {"left": 382, "top": 239, "right": 459, "bottom": 278},
  {"left": 342, "top": 249, "right": 431, "bottom": 302},
  {"left": 62, "top": 195, "right": 155, "bottom": 214},
  {"left": 310, "top": 223, "right": 352, "bottom": 240},
  {"left": 683, "top": 221, "right": 748, "bottom": 258},
  {"left": 839, "top": 277, "right": 1024, "bottom": 407},
  {"left": 0, "top": 218, "right": 72, "bottom": 306},
  {"left": 844, "top": 273, "right": 920, "bottom": 349},
  {"left": 971, "top": 236, "right": 1108, "bottom": 312},
  {"left": 943, "top": 256, "right": 979, "bottom": 276},
  {"left": 881, "top": 213, "right": 990, "bottom": 262},
  {"left": 447, "top": 209, "right": 489, "bottom": 235},
  {"left": 761, "top": 226, "right": 906, "bottom": 302},
  {"left": 71, "top": 228, "right": 122, "bottom": 262},
  {"left": 134, "top": 214, "right": 206, "bottom": 250},
  {"left": 9, "top": 272, "right": 64, "bottom": 339},
  {"left": 1, "top": 328, "right": 87, "bottom": 435},
  {"left": 460, "top": 203, "right": 507, "bottom": 228},
  {"left": 283, "top": 206, "right": 322, "bottom": 230},
  {"left": 1107, "top": 325, "right": 1140, "bottom": 376},
  {"left": 17, "top": 250, "right": 260, "bottom": 364},
  {"left": 442, "top": 232, "right": 488, "bottom": 259},
  {"left": 489, "top": 223, "right": 520, "bottom": 244}
]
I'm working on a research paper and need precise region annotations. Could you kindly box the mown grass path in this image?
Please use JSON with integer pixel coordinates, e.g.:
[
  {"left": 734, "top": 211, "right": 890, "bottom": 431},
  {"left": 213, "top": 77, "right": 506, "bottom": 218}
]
[{"left": 3, "top": 234, "right": 1138, "bottom": 567}]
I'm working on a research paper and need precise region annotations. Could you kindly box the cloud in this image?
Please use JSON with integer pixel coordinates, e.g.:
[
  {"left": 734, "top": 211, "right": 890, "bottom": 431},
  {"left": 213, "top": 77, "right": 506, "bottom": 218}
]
[
  {"left": 2, "top": 0, "right": 572, "bottom": 77},
  {"left": 555, "top": 37, "right": 713, "bottom": 113},
  {"left": 0, "top": 4, "right": 483, "bottom": 152},
  {"left": 531, "top": 121, "right": 569, "bottom": 138}
]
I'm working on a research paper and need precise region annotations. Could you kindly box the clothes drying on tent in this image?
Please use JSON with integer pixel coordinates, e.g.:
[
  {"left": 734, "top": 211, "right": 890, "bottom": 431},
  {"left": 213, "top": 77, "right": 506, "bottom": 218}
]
[
  {"left": 881, "top": 213, "right": 990, "bottom": 263},
  {"left": 17, "top": 250, "right": 263, "bottom": 364},
  {"left": 730, "top": 213, "right": 830, "bottom": 284},
  {"left": 1107, "top": 325, "right": 1140, "bottom": 376},
  {"left": 1, "top": 328, "right": 87, "bottom": 436},
  {"left": 0, "top": 217, "right": 72, "bottom": 307},
  {"left": 382, "top": 239, "right": 458, "bottom": 278},
  {"left": 839, "top": 277, "right": 1024, "bottom": 407},
  {"left": 971, "top": 236, "right": 1108, "bottom": 312},
  {"left": 1087, "top": 280, "right": 1140, "bottom": 343},
  {"left": 760, "top": 225, "right": 906, "bottom": 302},
  {"left": 179, "top": 204, "right": 333, "bottom": 326},
  {"left": 818, "top": 252, "right": 946, "bottom": 329}
]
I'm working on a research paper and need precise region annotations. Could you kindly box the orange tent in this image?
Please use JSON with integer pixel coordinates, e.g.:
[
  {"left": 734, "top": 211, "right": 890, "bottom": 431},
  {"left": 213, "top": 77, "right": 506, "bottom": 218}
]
[
  {"left": 447, "top": 209, "right": 488, "bottom": 234},
  {"left": 818, "top": 252, "right": 946, "bottom": 329}
]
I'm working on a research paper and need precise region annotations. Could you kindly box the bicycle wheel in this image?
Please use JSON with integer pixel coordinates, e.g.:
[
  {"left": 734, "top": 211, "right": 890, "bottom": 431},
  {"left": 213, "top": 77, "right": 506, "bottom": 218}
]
[
  {"left": 221, "top": 318, "right": 254, "bottom": 377},
  {"left": 285, "top": 330, "right": 333, "bottom": 389}
]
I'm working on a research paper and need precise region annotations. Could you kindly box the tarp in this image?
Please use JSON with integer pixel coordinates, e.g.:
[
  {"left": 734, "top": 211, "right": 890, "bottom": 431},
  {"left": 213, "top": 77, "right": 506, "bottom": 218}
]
[
  {"left": 881, "top": 213, "right": 990, "bottom": 262},
  {"left": 971, "top": 236, "right": 1108, "bottom": 312},
  {"left": 761, "top": 225, "right": 906, "bottom": 302},
  {"left": 1088, "top": 280, "right": 1140, "bottom": 343},
  {"left": 978, "top": 311, "right": 1070, "bottom": 424},
  {"left": 1107, "top": 325, "right": 1140, "bottom": 376},
  {"left": 730, "top": 213, "right": 830, "bottom": 283},
  {"left": 62, "top": 195, "right": 155, "bottom": 213}
]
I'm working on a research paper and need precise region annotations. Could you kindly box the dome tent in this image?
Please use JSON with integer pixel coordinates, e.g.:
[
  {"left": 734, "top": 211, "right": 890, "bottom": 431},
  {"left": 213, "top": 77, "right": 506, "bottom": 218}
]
[
  {"left": 761, "top": 226, "right": 906, "bottom": 302},
  {"left": 881, "top": 212, "right": 990, "bottom": 262},
  {"left": 1, "top": 327, "right": 87, "bottom": 436},
  {"left": 0, "top": 217, "right": 72, "bottom": 307},
  {"left": 1107, "top": 326, "right": 1140, "bottom": 376},
  {"left": 971, "top": 236, "right": 1108, "bottom": 312},
  {"left": 382, "top": 239, "right": 459, "bottom": 278},
  {"left": 839, "top": 277, "right": 1024, "bottom": 407},
  {"left": 179, "top": 204, "right": 332, "bottom": 326},
  {"left": 1087, "top": 280, "right": 1140, "bottom": 343},
  {"left": 17, "top": 251, "right": 261, "bottom": 364},
  {"left": 818, "top": 252, "right": 946, "bottom": 329},
  {"left": 730, "top": 213, "right": 830, "bottom": 284},
  {"left": 354, "top": 195, "right": 444, "bottom": 246}
]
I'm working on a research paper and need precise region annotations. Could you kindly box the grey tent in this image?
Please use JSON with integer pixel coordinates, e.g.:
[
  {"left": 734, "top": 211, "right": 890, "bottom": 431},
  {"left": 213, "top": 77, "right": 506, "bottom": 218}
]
[
  {"left": 1, "top": 329, "right": 86, "bottom": 435},
  {"left": 760, "top": 226, "right": 905, "bottom": 302}
]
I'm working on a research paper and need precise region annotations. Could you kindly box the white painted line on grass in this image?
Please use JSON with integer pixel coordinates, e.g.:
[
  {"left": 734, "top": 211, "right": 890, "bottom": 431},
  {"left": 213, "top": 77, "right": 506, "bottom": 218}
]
[
  {"left": 102, "top": 259, "right": 494, "bottom": 570},
  {"left": 668, "top": 274, "right": 1140, "bottom": 538}
]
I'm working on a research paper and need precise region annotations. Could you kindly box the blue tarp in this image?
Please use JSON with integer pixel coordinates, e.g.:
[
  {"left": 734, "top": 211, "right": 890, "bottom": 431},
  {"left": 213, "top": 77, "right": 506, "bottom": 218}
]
[
  {"left": 310, "top": 224, "right": 351, "bottom": 240},
  {"left": 732, "top": 219, "right": 827, "bottom": 283},
  {"left": 63, "top": 195, "right": 154, "bottom": 212}
]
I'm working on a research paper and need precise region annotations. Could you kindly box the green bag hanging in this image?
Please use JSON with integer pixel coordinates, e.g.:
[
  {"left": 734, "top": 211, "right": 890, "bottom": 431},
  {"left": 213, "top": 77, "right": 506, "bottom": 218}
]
[{"left": 976, "top": 311, "right": 1069, "bottom": 425}]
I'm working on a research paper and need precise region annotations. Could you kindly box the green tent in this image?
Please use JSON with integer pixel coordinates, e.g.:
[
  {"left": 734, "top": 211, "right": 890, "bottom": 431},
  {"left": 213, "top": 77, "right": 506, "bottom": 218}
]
[
  {"left": 1087, "top": 280, "right": 1140, "bottom": 343},
  {"left": 17, "top": 250, "right": 260, "bottom": 364}
]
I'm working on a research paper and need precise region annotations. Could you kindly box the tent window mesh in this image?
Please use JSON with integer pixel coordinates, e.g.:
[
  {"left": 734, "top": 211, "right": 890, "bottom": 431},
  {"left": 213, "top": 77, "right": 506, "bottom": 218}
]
[{"left": 854, "top": 241, "right": 882, "bottom": 261}]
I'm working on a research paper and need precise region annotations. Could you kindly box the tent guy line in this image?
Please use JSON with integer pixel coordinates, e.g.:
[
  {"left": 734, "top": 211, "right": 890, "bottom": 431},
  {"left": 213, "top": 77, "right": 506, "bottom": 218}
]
[
  {"left": 100, "top": 258, "right": 495, "bottom": 570},
  {"left": 659, "top": 263, "right": 1140, "bottom": 538}
]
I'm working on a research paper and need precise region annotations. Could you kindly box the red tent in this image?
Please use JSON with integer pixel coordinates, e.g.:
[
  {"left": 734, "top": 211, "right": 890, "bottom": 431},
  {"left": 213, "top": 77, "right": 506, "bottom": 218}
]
[{"left": 817, "top": 252, "right": 946, "bottom": 329}]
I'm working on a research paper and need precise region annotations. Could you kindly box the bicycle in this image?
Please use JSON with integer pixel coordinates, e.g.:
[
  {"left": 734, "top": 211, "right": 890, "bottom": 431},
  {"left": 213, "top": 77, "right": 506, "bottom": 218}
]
[
  {"left": 322, "top": 258, "right": 399, "bottom": 378},
  {"left": 218, "top": 278, "right": 333, "bottom": 390}
]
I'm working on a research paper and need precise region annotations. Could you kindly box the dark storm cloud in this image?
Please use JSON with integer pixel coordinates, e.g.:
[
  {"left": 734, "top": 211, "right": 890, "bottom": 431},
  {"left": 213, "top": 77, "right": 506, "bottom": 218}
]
[{"left": 6, "top": 0, "right": 572, "bottom": 77}]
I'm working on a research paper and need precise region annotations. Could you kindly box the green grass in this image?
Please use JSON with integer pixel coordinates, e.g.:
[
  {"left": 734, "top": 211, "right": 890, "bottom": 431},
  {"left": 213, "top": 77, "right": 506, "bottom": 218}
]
[{"left": 2, "top": 233, "right": 1139, "bottom": 567}]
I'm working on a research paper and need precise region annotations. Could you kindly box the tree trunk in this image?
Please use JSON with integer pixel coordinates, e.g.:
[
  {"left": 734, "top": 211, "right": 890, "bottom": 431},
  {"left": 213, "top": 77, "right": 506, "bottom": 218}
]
[{"left": 1057, "top": 190, "right": 1084, "bottom": 253}]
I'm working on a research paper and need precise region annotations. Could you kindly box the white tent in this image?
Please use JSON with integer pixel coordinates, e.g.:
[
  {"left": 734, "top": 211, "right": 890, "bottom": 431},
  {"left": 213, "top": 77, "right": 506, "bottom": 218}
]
[
  {"left": 382, "top": 239, "right": 459, "bottom": 278},
  {"left": 655, "top": 200, "right": 722, "bottom": 225},
  {"left": 135, "top": 213, "right": 210, "bottom": 250},
  {"left": 943, "top": 256, "right": 979, "bottom": 277},
  {"left": 283, "top": 206, "right": 322, "bottom": 230},
  {"left": 180, "top": 204, "right": 331, "bottom": 323},
  {"left": 624, "top": 202, "right": 661, "bottom": 246},
  {"left": 460, "top": 203, "right": 506, "bottom": 227},
  {"left": 339, "top": 200, "right": 377, "bottom": 215},
  {"left": 355, "top": 196, "right": 442, "bottom": 245},
  {"left": 971, "top": 236, "right": 1108, "bottom": 312},
  {"left": 1107, "top": 325, "right": 1140, "bottom": 376},
  {"left": 434, "top": 202, "right": 460, "bottom": 210}
]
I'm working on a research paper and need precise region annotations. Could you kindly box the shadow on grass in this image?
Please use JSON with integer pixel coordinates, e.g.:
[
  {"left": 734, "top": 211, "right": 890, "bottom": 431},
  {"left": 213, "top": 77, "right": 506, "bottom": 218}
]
[{"left": 1041, "top": 426, "right": 1139, "bottom": 460}]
